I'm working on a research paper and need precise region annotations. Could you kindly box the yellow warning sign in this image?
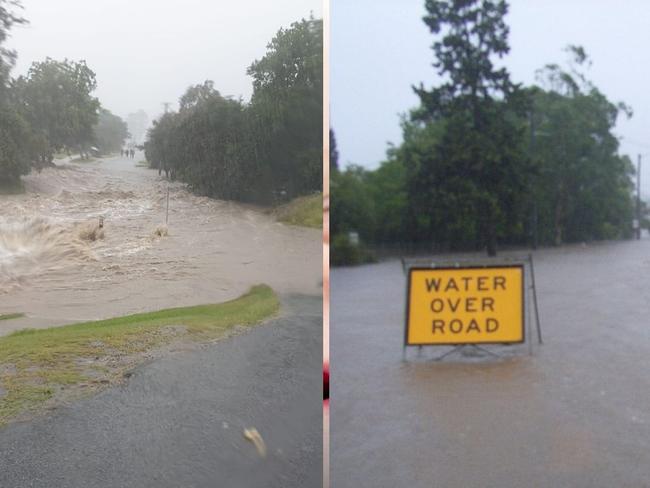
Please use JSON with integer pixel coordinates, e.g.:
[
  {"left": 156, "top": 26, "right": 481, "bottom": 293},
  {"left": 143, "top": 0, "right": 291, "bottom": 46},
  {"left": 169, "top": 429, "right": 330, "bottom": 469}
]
[{"left": 406, "top": 266, "right": 524, "bottom": 345}]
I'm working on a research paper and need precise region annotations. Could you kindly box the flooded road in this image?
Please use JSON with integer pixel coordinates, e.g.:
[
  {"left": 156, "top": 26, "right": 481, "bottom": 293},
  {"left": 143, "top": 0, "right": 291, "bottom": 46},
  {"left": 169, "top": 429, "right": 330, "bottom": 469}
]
[
  {"left": 0, "top": 154, "right": 321, "bottom": 334},
  {"left": 331, "top": 241, "right": 650, "bottom": 487}
]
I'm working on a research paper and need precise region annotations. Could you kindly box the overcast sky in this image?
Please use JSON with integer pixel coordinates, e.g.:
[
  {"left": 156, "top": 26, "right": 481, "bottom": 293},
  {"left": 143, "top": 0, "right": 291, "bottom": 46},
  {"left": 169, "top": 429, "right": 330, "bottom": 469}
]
[
  {"left": 332, "top": 0, "right": 650, "bottom": 194},
  {"left": 7, "top": 0, "right": 321, "bottom": 123}
]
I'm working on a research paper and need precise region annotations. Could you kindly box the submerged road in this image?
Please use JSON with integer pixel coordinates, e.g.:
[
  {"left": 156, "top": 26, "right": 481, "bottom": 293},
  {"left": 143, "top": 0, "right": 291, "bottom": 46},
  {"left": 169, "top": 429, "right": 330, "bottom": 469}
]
[
  {"left": 0, "top": 295, "right": 322, "bottom": 488},
  {"left": 0, "top": 154, "right": 320, "bottom": 334},
  {"left": 331, "top": 240, "right": 650, "bottom": 487}
]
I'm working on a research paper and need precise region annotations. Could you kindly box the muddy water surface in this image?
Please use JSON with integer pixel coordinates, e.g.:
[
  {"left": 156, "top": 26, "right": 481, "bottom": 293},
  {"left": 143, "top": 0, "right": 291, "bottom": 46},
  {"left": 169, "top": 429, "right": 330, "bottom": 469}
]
[
  {"left": 0, "top": 155, "right": 320, "bottom": 335},
  {"left": 331, "top": 242, "right": 650, "bottom": 487}
]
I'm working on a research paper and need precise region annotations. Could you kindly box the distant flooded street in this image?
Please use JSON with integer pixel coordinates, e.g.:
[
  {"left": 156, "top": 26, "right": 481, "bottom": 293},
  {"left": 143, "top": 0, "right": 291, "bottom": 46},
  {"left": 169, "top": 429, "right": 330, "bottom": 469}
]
[
  {"left": 0, "top": 155, "right": 321, "bottom": 335},
  {"left": 331, "top": 241, "right": 650, "bottom": 487}
]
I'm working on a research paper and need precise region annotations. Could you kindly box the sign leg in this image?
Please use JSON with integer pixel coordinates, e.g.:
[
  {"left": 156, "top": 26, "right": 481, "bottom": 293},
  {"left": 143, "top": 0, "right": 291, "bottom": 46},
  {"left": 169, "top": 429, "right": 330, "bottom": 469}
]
[
  {"left": 529, "top": 254, "right": 543, "bottom": 344},
  {"left": 472, "top": 345, "right": 500, "bottom": 359},
  {"left": 527, "top": 271, "right": 533, "bottom": 355},
  {"left": 434, "top": 345, "right": 463, "bottom": 361}
]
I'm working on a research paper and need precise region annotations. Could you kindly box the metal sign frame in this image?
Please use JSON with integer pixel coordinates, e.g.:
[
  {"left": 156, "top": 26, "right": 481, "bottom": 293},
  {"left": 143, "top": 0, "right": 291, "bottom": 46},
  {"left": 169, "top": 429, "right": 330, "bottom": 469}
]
[{"left": 401, "top": 253, "right": 543, "bottom": 361}]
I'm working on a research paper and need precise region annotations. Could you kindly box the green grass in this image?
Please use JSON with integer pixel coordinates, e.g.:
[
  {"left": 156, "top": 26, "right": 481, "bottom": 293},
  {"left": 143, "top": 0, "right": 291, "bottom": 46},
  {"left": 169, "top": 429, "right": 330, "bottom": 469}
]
[
  {"left": 0, "top": 285, "right": 279, "bottom": 426},
  {"left": 0, "top": 313, "right": 25, "bottom": 321},
  {"left": 276, "top": 193, "right": 322, "bottom": 228}
]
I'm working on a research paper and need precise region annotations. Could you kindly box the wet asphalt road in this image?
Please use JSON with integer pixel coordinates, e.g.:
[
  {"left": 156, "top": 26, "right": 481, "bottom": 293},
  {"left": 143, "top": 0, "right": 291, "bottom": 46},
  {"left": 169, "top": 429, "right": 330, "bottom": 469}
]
[
  {"left": 331, "top": 240, "right": 650, "bottom": 488},
  {"left": 0, "top": 295, "right": 322, "bottom": 488}
]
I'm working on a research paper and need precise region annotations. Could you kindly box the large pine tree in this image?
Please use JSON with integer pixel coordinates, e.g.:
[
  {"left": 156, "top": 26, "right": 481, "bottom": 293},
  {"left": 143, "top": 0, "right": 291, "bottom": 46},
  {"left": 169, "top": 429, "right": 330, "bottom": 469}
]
[{"left": 413, "top": 0, "right": 530, "bottom": 255}]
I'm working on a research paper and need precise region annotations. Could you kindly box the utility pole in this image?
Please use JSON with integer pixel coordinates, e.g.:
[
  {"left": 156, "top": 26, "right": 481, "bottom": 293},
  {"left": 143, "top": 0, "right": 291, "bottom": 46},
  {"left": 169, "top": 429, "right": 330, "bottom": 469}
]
[
  {"left": 166, "top": 185, "right": 170, "bottom": 225},
  {"left": 529, "top": 108, "right": 538, "bottom": 249},
  {"left": 163, "top": 102, "right": 171, "bottom": 114},
  {"left": 637, "top": 154, "right": 642, "bottom": 240}
]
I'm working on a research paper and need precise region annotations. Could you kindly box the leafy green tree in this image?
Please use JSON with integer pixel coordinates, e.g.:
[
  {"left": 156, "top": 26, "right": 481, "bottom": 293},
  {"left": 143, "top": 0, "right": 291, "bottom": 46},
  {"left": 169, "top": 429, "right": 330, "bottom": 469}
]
[
  {"left": 179, "top": 80, "right": 220, "bottom": 111},
  {"left": 0, "top": 0, "right": 31, "bottom": 188},
  {"left": 413, "top": 0, "right": 530, "bottom": 255},
  {"left": 93, "top": 108, "right": 129, "bottom": 155},
  {"left": 174, "top": 89, "right": 254, "bottom": 199},
  {"left": 13, "top": 58, "right": 100, "bottom": 164},
  {"left": 330, "top": 165, "right": 380, "bottom": 266},
  {"left": 330, "top": 165, "right": 376, "bottom": 240},
  {"left": 0, "top": 103, "right": 33, "bottom": 188},
  {"left": 327, "top": 11, "right": 636, "bottom": 258},
  {"left": 0, "top": 0, "right": 25, "bottom": 97},
  {"left": 366, "top": 153, "right": 407, "bottom": 244},
  {"left": 145, "top": 17, "right": 323, "bottom": 205},
  {"left": 392, "top": 116, "right": 445, "bottom": 244},
  {"left": 528, "top": 47, "right": 634, "bottom": 244},
  {"left": 144, "top": 112, "right": 177, "bottom": 176},
  {"left": 145, "top": 85, "right": 258, "bottom": 200},
  {"left": 247, "top": 17, "right": 323, "bottom": 197}
]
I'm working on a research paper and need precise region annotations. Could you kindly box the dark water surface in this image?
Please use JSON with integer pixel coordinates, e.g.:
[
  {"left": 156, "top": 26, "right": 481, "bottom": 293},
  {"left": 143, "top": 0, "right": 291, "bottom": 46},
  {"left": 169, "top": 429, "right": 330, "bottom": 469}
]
[{"left": 331, "top": 241, "right": 650, "bottom": 487}]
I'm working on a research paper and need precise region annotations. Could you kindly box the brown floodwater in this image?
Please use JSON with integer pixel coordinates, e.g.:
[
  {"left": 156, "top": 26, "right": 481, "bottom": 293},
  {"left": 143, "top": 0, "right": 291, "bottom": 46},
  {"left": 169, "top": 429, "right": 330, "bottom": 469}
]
[
  {"left": 331, "top": 241, "right": 650, "bottom": 487},
  {"left": 0, "top": 154, "right": 321, "bottom": 335}
]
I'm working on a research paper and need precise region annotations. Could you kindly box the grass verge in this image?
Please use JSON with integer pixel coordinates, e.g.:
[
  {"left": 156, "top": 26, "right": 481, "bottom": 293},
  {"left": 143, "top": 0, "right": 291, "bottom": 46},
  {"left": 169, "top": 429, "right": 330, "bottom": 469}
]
[
  {"left": 0, "top": 285, "right": 279, "bottom": 427},
  {"left": 275, "top": 193, "right": 322, "bottom": 228},
  {"left": 0, "top": 313, "right": 25, "bottom": 321}
]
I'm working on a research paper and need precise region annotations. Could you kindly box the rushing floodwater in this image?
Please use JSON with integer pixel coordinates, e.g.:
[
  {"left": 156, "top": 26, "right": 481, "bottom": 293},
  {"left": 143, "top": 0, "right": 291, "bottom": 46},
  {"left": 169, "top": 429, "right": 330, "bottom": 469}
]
[
  {"left": 0, "top": 154, "right": 321, "bottom": 335},
  {"left": 331, "top": 242, "right": 650, "bottom": 487}
]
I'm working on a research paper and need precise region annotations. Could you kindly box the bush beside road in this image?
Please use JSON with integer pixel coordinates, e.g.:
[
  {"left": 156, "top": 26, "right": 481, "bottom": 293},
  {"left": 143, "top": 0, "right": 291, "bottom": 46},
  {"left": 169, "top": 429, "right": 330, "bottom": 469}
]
[{"left": 275, "top": 193, "right": 323, "bottom": 229}]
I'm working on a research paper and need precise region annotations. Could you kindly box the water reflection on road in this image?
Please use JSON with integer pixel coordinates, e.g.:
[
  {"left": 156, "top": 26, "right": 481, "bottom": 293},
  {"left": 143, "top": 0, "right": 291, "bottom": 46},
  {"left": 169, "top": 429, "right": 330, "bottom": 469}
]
[{"left": 331, "top": 242, "right": 650, "bottom": 487}]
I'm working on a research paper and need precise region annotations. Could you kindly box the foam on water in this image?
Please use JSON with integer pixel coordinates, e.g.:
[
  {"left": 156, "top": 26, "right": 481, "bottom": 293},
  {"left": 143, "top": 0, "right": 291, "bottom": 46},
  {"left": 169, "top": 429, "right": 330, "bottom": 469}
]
[{"left": 0, "top": 217, "right": 95, "bottom": 291}]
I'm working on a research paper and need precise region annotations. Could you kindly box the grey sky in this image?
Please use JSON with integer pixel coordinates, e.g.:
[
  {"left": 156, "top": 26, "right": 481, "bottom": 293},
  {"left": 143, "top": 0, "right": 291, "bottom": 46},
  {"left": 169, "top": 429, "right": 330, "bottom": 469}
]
[
  {"left": 332, "top": 0, "right": 650, "bottom": 194},
  {"left": 8, "top": 0, "right": 321, "bottom": 123}
]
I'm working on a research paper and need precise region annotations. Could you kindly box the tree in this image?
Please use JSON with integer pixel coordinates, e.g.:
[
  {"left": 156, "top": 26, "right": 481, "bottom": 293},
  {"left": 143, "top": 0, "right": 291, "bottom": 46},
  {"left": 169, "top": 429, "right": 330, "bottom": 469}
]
[
  {"left": 145, "top": 85, "right": 257, "bottom": 199},
  {"left": 248, "top": 17, "right": 322, "bottom": 98},
  {"left": 0, "top": 0, "right": 25, "bottom": 98},
  {"left": 0, "top": 103, "right": 33, "bottom": 187},
  {"left": 247, "top": 17, "right": 323, "bottom": 197},
  {"left": 0, "top": 0, "right": 31, "bottom": 188},
  {"left": 13, "top": 58, "right": 100, "bottom": 163},
  {"left": 173, "top": 88, "right": 254, "bottom": 199},
  {"left": 528, "top": 47, "right": 634, "bottom": 244},
  {"left": 144, "top": 17, "right": 323, "bottom": 205},
  {"left": 330, "top": 165, "right": 376, "bottom": 240},
  {"left": 93, "top": 108, "right": 129, "bottom": 155},
  {"left": 366, "top": 154, "right": 407, "bottom": 244},
  {"left": 144, "top": 112, "right": 178, "bottom": 178},
  {"left": 179, "top": 80, "right": 220, "bottom": 111},
  {"left": 413, "top": 0, "right": 530, "bottom": 255}
]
